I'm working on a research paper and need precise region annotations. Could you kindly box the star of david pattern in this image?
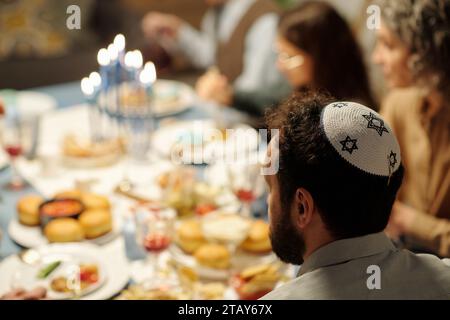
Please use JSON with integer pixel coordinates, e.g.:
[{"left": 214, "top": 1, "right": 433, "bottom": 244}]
[
  {"left": 362, "top": 112, "right": 389, "bottom": 136},
  {"left": 332, "top": 102, "right": 349, "bottom": 108},
  {"left": 388, "top": 151, "right": 397, "bottom": 169},
  {"left": 340, "top": 136, "right": 358, "bottom": 154}
]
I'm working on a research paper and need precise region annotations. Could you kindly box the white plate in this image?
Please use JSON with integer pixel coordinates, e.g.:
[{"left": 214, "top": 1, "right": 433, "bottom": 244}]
[
  {"left": 0, "top": 90, "right": 57, "bottom": 119},
  {"left": 0, "top": 241, "right": 130, "bottom": 300},
  {"left": 8, "top": 213, "right": 122, "bottom": 249},
  {"left": 0, "top": 243, "right": 105, "bottom": 299},
  {"left": 152, "top": 80, "right": 196, "bottom": 117},
  {"left": 169, "top": 245, "right": 278, "bottom": 281},
  {"left": 152, "top": 120, "right": 259, "bottom": 164}
]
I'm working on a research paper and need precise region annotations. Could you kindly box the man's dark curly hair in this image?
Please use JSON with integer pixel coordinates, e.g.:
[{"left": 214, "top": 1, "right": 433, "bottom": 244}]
[{"left": 265, "top": 91, "right": 404, "bottom": 239}]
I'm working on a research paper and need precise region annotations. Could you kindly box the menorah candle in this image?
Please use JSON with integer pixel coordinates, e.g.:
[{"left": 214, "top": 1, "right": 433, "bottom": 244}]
[
  {"left": 114, "top": 34, "right": 126, "bottom": 65},
  {"left": 88, "top": 72, "right": 102, "bottom": 141},
  {"left": 124, "top": 51, "right": 136, "bottom": 84},
  {"left": 97, "top": 48, "right": 110, "bottom": 90},
  {"left": 80, "top": 77, "right": 98, "bottom": 142},
  {"left": 108, "top": 44, "right": 120, "bottom": 112},
  {"left": 97, "top": 48, "right": 111, "bottom": 140},
  {"left": 140, "top": 62, "right": 157, "bottom": 98}
]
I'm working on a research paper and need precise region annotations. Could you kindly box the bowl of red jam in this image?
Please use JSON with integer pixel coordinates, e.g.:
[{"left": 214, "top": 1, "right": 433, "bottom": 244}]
[{"left": 39, "top": 198, "right": 84, "bottom": 228}]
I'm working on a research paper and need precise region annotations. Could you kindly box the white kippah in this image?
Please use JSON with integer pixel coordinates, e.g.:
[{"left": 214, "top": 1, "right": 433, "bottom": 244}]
[{"left": 321, "top": 102, "right": 401, "bottom": 177}]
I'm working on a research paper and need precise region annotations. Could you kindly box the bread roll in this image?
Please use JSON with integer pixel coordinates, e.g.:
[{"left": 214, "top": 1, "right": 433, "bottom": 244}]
[
  {"left": 240, "top": 220, "right": 272, "bottom": 253},
  {"left": 80, "top": 193, "right": 110, "bottom": 210},
  {"left": 78, "top": 209, "right": 112, "bottom": 239},
  {"left": 194, "top": 244, "right": 230, "bottom": 269},
  {"left": 176, "top": 220, "right": 206, "bottom": 254},
  {"left": 53, "top": 189, "right": 82, "bottom": 200},
  {"left": 17, "top": 195, "right": 44, "bottom": 226},
  {"left": 44, "top": 218, "right": 84, "bottom": 242}
]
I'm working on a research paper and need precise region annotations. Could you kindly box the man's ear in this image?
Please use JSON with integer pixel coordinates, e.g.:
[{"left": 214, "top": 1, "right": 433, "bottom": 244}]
[{"left": 292, "top": 188, "right": 315, "bottom": 229}]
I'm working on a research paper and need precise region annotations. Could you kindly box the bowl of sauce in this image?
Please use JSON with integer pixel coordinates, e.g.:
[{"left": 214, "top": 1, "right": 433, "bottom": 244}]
[{"left": 39, "top": 198, "right": 84, "bottom": 228}]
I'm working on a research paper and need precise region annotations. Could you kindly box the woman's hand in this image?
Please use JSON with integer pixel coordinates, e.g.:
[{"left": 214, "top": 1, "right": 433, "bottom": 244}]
[
  {"left": 195, "top": 68, "right": 233, "bottom": 106},
  {"left": 385, "top": 201, "right": 417, "bottom": 239},
  {"left": 141, "top": 12, "right": 184, "bottom": 40}
]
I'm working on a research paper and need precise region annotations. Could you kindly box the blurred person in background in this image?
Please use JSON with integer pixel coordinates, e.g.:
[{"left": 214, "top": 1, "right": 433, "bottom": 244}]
[
  {"left": 276, "top": 1, "right": 376, "bottom": 109},
  {"left": 373, "top": 0, "right": 450, "bottom": 257},
  {"left": 142, "top": 0, "right": 290, "bottom": 117}
]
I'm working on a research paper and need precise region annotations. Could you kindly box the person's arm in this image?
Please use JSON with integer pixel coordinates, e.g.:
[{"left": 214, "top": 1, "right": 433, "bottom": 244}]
[
  {"left": 233, "top": 14, "right": 290, "bottom": 112},
  {"left": 176, "top": 11, "right": 215, "bottom": 69},
  {"left": 141, "top": 11, "right": 215, "bottom": 69},
  {"left": 406, "top": 207, "right": 450, "bottom": 257}
]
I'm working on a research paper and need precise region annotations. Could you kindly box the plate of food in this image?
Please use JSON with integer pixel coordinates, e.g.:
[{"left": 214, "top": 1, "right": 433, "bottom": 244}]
[
  {"left": 229, "top": 263, "right": 291, "bottom": 300},
  {"left": 152, "top": 120, "right": 259, "bottom": 164},
  {"left": 156, "top": 167, "right": 239, "bottom": 218},
  {"left": 171, "top": 213, "right": 277, "bottom": 280},
  {"left": 120, "top": 80, "right": 195, "bottom": 117},
  {"left": 8, "top": 190, "right": 122, "bottom": 248},
  {"left": 61, "top": 135, "right": 124, "bottom": 168},
  {"left": 0, "top": 243, "right": 106, "bottom": 300},
  {"left": 153, "top": 80, "right": 196, "bottom": 117}
]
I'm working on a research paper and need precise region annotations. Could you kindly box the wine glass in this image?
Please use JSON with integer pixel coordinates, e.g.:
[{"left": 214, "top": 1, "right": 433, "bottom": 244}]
[
  {"left": 135, "top": 204, "right": 176, "bottom": 286},
  {"left": 0, "top": 116, "right": 29, "bottom": 190},
  {"left": 226, "top": 162, "right": 265, "bottom": 218}
]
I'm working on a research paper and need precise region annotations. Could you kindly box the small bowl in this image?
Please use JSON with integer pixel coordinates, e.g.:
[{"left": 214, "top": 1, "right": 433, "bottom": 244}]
[{"left": 39, "top": 198, "right": 85, "bottom": 229}]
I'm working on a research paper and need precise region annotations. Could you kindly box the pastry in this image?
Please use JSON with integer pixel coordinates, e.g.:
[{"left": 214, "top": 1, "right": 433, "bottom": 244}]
[
  {"left": 80, "top": 192, "right": 111, "bottom": 210},
  {"left": 240, "top": 220, "right": 272, "bottom": 253},
  {"left": 53, "top": 189, "right": 83, "bottom": 200},
  {"left": 194, "top": 244, "right": 230, "bottom": 269},
  {"left": 176, "top": 220, "right": 206, "bottom": 254},
  {"left": 17, "top": 195, "right": 44, "bottom": 226},
  {"left": 78, "top": 209, "right": 112, "bottom": 239},
  {"left": 202, "top": 213, "right": 251, "bottom": 245},
  {"left": 232, "top": 264, "right": 281, "bottom": 300},
  {"left": 44, "top": 218, "right": 84, "bottom": 242}
]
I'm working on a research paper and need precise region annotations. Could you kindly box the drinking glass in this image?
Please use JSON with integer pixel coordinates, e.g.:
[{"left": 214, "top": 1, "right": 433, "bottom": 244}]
[
  {"left": 135, "top": 204, "right": 175, "bottom": 284},
  {"left": 226, "top": 162, "right": 265, "bottom": 218},
  {"left": 0, "top": 116, "right": 31, "bottom": 190}
]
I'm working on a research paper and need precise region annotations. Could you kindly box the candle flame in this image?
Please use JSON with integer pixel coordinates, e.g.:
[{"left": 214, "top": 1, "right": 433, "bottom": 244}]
[
  {"left": 113, "top": 34, "right": 126, "bottom": 51},
  {"left": 97, "top": 48, "right": 110, "bottom": 66},
  {"left": 124, "top": 51, "right": 134, "bottom": 68},
  {"left": 81, "top": 77, "right": 94, "bottom": 96},
  {"left": 141, "top": 62, "right": 157, "bottom": 84},
  {"left": 107, "top": 44, "right": 119, "bottom": 61},
  {"left": 89, "top": 72, "right": 102, "bottom": 88},
  {"left": 133, "top": 50, "right": 143, "bottom": 69}
]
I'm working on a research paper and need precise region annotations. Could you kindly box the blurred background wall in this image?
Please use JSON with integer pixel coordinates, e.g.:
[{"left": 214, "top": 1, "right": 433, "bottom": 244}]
[{"left": 0, "top": 0, "right": 381, "bottom": 96}]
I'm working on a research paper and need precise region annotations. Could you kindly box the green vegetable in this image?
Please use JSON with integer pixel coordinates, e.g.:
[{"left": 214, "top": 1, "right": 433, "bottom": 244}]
[{"left": 37, "top": 261, "right": 61, "bottom": 279}]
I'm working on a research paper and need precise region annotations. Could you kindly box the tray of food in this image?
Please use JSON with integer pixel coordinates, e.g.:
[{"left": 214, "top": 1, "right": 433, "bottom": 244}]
[{"left": 8, "top": 189, "right": 122, "bottom": 248}]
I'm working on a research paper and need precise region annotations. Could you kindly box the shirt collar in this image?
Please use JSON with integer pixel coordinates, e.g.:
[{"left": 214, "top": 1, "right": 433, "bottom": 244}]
[{"left": 298, "top": 232, "right": 396, "bottom": 276}]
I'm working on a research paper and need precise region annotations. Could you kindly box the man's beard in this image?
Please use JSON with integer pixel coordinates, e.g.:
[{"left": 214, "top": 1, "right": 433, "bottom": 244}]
[{"left": 270, "top": 201, "right": 305, "bottom": 265}]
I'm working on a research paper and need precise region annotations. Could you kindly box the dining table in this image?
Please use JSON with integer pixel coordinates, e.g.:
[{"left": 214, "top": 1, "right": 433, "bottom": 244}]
[{"left": 0, "top": 79, "right": 273, "bottom": 299}]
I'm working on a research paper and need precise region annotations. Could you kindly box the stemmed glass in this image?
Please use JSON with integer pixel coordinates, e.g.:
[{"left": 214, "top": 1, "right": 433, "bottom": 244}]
[
  {"left": 135, "top": 204, "right": 176, "bottom": 286},
  {"left": 0, "top": 116, "right": 30, "bottom": 190},
  {"left": 226, "top": 162, "right": 265, "bottom": 218}
]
